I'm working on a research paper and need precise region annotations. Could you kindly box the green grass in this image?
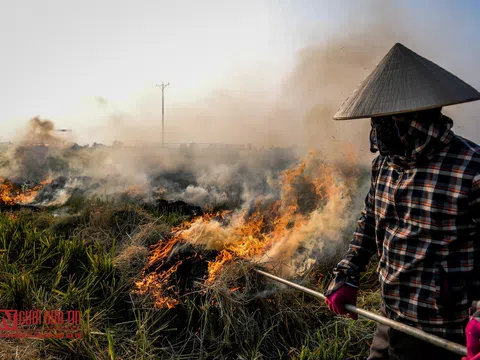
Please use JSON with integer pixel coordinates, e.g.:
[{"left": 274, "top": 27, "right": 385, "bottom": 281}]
[
  {"left": 0, "top": 204, "right": 381, "bottom": 359},
  {"left": 292, "top": 318, "right": 375, "bottom": 360}
]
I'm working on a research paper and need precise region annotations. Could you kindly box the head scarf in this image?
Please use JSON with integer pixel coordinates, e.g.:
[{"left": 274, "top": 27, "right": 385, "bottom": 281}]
[{"left": 370, "top": 108, "right": 454, "bottom": 163}]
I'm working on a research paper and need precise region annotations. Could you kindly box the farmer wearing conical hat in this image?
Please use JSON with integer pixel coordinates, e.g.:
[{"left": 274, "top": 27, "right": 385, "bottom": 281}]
[{"left": 324, "top": 43, "right": 480, "bottom": 360}]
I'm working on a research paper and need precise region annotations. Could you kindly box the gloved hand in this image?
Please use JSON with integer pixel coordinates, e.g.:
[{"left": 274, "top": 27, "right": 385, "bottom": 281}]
[
  {"left": 463, "top": 317, "right": 480, "bottom": 360},
  {"left": 325, "top": 284, "right": 358, "bottom": 320}
]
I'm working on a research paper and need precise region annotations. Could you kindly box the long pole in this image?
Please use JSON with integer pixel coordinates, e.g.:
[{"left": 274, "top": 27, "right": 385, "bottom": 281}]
[
  {"left": 156, "top": 82, "right": 170, "bottom": 147},
  {"left": 255, "top": 269, "right": 467, "bottom": 357}
]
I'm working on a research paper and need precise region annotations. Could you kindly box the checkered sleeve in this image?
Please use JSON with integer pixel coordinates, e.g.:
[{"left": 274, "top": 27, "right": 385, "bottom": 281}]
[
  {"left": 471, "top": 174, "right": 480, "bottom": 225},
  {"left": 470, "top": 173, "right": 480, "bottom": 303},
  {"left": 324, "top": 157, "right": 381, "bottom": 296}
]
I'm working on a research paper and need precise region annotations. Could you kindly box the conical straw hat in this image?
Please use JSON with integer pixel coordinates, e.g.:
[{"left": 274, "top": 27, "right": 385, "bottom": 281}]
[{"left": 333, "top": 43, "right": 480, "bottom": 120}]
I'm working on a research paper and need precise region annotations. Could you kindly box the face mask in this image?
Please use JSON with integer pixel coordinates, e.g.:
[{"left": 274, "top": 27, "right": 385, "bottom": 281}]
[{"left": 370, "top": 116, "right": 409, "bottom": 156}]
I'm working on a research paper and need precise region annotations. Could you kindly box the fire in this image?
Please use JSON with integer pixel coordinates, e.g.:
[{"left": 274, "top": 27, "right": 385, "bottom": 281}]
[
  {"left": 136, "top": 151, "right": 360, "bottom": 309},
  {"left": 136, "top": 260, "right": 182, "bottom": 309},
  {"left": 0, "top": 178, "right": 52, "bottom": 205},
  {"left": 207, "top": 250, "right": 234, "bottom": 283}
]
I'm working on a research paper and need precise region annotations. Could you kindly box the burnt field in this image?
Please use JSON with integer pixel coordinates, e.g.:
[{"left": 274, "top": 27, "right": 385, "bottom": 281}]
[{"left": 0, "top": 129, "right": 381, "bottom": 359}]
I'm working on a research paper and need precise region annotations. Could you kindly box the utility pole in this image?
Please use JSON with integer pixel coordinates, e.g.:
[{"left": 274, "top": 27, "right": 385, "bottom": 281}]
[{"left": 156, "top": 82, "right": 170, "bottom": 147}]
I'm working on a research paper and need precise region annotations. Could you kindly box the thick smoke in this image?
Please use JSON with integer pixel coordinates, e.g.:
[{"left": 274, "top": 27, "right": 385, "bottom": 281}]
[
  {"left": 21, "top": 117, "right": 61, "bottom": 146},
  {"left": 1, "top": 133, "right": 303, "bottom": 209},
  {"left": 0, "top": 117, "right": 70, "bottom": 182}
]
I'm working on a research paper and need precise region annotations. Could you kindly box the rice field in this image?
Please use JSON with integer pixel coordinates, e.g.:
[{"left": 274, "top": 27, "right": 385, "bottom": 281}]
[{"left": 0, "top": 200, "right": 381, "bottom": 359}]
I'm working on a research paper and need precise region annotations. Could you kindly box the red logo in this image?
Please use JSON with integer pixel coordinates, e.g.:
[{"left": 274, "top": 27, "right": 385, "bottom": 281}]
[
  {"left": 0, "top": 310, "right": 18, "bottom": 331},
  {"left": 0, "top": 309, "right": 81, "bottom": 339}
]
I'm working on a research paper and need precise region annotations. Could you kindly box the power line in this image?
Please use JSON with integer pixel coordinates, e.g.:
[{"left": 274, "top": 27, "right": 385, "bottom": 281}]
[{"left": 156, "top": 82, "right": 170, "bottom": 147}]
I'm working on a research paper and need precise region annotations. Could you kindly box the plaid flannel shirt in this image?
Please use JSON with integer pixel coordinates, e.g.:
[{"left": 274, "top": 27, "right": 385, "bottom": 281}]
[{"left": 325, "top": 115, "right": 480, "bottom": 336}]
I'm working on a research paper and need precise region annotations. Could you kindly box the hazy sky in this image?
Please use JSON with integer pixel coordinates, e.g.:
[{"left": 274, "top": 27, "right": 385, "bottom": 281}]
[{"left": 1, "top": 0, "right": 480, "bottom": 144}]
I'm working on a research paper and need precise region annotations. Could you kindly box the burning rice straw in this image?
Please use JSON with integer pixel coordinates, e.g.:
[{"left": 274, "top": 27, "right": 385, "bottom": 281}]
[{"left": 135, "top": 150, "right": 363, "bottom": 309}]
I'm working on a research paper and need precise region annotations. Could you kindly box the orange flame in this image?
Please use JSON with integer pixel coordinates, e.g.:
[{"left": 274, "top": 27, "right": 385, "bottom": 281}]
[
  {"left": 0, "top": 178, "right": 52, "bottom": 205},
  {"left": 206, "top": 250, "right": 233, "bottom": 284},
  {"left": 136, "top": 150, "right": 359, "bottom": 308}
]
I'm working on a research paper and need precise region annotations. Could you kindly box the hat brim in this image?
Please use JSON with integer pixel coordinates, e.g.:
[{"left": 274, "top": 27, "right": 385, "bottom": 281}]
[
  {"left": 334, "top": 96, "right": 480, "bottom": 120},
  {"left": 333, "top": 43, "right": 480, "bottom": 120}
]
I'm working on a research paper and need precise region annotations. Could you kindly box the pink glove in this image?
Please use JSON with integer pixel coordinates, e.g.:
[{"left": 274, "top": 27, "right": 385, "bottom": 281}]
[
  {"left": 325, "top": 284, "right": 358, "bottom": 320},
  {"left": 463, "top": 317, "right": 480, "bottom": 360}
]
